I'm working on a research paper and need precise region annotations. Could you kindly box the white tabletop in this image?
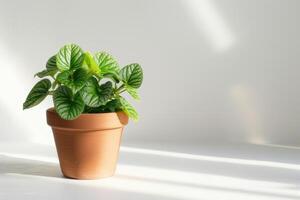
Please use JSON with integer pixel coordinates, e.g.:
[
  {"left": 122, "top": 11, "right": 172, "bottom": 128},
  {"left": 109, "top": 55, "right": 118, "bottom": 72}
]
[{"left": 0, "top": 142, "right": 300, "bottom": 200}]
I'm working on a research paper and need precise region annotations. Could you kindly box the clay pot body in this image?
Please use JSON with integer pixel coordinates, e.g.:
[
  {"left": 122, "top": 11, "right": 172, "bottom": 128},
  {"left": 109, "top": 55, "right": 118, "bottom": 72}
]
[{"left": 46, "top": 108, "right": 128, "bottom": 179}]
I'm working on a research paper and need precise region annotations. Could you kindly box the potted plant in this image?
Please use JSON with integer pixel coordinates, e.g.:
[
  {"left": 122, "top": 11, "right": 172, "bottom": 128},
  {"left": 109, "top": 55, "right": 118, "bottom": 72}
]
[{"left": 23, "top": 44, "right": 143, "bottom": 179}]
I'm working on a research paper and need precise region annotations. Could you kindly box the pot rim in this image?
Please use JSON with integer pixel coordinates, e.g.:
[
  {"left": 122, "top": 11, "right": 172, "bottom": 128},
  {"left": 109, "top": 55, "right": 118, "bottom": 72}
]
[
  {"left": 47, "top": 107, "right": 125, "bottom": 116},
  {"left": 46, "top": 107, "right": 129, "bottom": 131}
]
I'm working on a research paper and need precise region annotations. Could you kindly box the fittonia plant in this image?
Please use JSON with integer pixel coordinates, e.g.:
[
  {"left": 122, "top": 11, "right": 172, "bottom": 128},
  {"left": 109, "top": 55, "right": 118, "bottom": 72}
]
[{"left": 23, "top": 44, "right": 143, "bottom": 121}]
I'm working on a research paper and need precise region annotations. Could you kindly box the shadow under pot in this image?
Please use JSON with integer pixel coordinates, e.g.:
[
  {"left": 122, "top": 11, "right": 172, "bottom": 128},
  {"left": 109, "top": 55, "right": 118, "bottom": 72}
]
[{"left": 46, "top": 108, "right": 128, "bottom": 180}]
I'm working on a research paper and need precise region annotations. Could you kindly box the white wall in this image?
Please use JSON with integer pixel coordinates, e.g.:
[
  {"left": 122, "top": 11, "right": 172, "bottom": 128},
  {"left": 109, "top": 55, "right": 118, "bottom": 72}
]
[{"left": 0, "top": 0, "right": 299, "bottom": 146}]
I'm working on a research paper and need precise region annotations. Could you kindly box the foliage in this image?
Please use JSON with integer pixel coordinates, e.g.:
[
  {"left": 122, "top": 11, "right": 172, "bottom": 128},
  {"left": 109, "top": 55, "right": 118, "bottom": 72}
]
[{"left": 23, "top": 44, "right": 143, "bottom": 121}]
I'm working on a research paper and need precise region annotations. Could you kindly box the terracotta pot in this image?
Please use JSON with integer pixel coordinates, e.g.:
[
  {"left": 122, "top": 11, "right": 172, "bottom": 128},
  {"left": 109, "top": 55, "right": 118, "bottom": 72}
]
[{"left": 46, "top": 108, "right": 128, "bottom": 179}]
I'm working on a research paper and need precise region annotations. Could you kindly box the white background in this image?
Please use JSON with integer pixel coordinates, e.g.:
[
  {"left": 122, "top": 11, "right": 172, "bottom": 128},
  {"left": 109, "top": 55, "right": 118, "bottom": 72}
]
[{"left": 0, "top": 0, "right": 299, "bottom": 146}]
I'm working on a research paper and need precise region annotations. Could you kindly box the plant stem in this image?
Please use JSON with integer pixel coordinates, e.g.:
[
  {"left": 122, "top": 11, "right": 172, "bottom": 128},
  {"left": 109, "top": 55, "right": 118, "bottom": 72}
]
[
  {"left": 118, "top": 89, "right": 126, "bottom": 93},
  {"left": 115, "top": 84, "right": 125, "bottom": 93},
  {"left": 95, "top": 74, "right": 102, "bottom": 82},
  {"left": 50, "top": 75, "right": 56, "bottom": 81},
  {"left": 48, "top": 90, "right": 55, "bottom": 95}
]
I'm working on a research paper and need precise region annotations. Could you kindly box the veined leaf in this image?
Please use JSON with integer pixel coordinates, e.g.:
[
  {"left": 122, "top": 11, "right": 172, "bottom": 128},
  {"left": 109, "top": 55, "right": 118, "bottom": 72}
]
[
  {"left": 34, "top": 56, "right": 58, "bottom": 78},
  {"left": 80, "top": 77, "right": 113, "bottom": 107},
  {"left": 94, "top": 52, "right": 120, "bottom": 79},
  {"left": 56, "top": 71, "right": 70, "bottom": 83},
  {"left": 125, "top": 85, "right": 140, "bottom": 100},
  {"left": 83, "top": 99, "right": 122, "bottom": 113},
  {"left": 56, "top": 44, "right": 84, "bottom": 71},
  {"left": 120, "top": 63, "right": 143, "bottom": 88},
  {"left": 35, "top": 70, "right": 51, "bottom": 78},
  {"left": 99, "top": 81, "right": 114, "bottom": 101},
  {"left": 119, "top": 97, "right": 139, "bottom": 121},
  {"left": 23, "top": 79, "right": 51, "bottom": 109},
  {"left": 46, "top": 55, "right": 58, "bottom": 74},
  {"left": 52, "top": 80, "right": 59, "bottom": 89},
  {"left": 105, "top": 99, "right": 122, "bottom": 112},
  {"left": 53, "top": 86, "right": 85, "bottom": 120},
  {"left": 82, "top": 52, "right": 100, "bottom": 75},
  {"left": 56, "top": 68, "right": 89, "bottom": 93}
]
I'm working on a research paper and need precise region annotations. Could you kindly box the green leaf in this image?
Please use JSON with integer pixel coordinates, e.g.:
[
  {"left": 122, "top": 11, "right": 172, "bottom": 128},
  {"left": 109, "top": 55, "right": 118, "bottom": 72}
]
[
  {"left": 53, "top": 86, "right": 85, "bottom": 120},
  {"left": 82, "top": 52, "right": 100, "bottom": 75},
  {"left": 52, "top": 80, "right": 59, "bottom": 89},
  {"left": 56, "top": 71, "right": 70, "bottom": 83},
  {"left": 56, "top": 44, "right": 84, "bottom": 71},
  {"left": 80, "top": 77, "right": 113, "bottom": 107},
  {"left": 119, "top": 97, "right": 139, "bottom": 121},
  {"left": 125, "top": 85, "right": 140, "bottom": 100},
  {"left": 99, "top": 81, "right": 114, "bottom": 98},
  {"left": 23, "top": 79, "right": 51, "bottom": 109},
  {"left": 83, "top": 99, "right": 122, "bottom": 113},
  {"left": 56, "top": 68, "right": 89, "bottom": 93},
  {"left": 120, "top": 63, "right": 143, "bottom": 88},
  {"left": 94, "top": 52, "right": 120, "bottom": 79},
  {"left": 105, "top": 99, "right": 122, "bottom": 112},
  {"left": 35, "top": 70, "right": 51, "bottom": 78},
  {"left": 34, "top": 56, "right": 58, "bottom": 78},
  {"left": 46, "top": 55, "right": 58, "bottom": 74}
]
